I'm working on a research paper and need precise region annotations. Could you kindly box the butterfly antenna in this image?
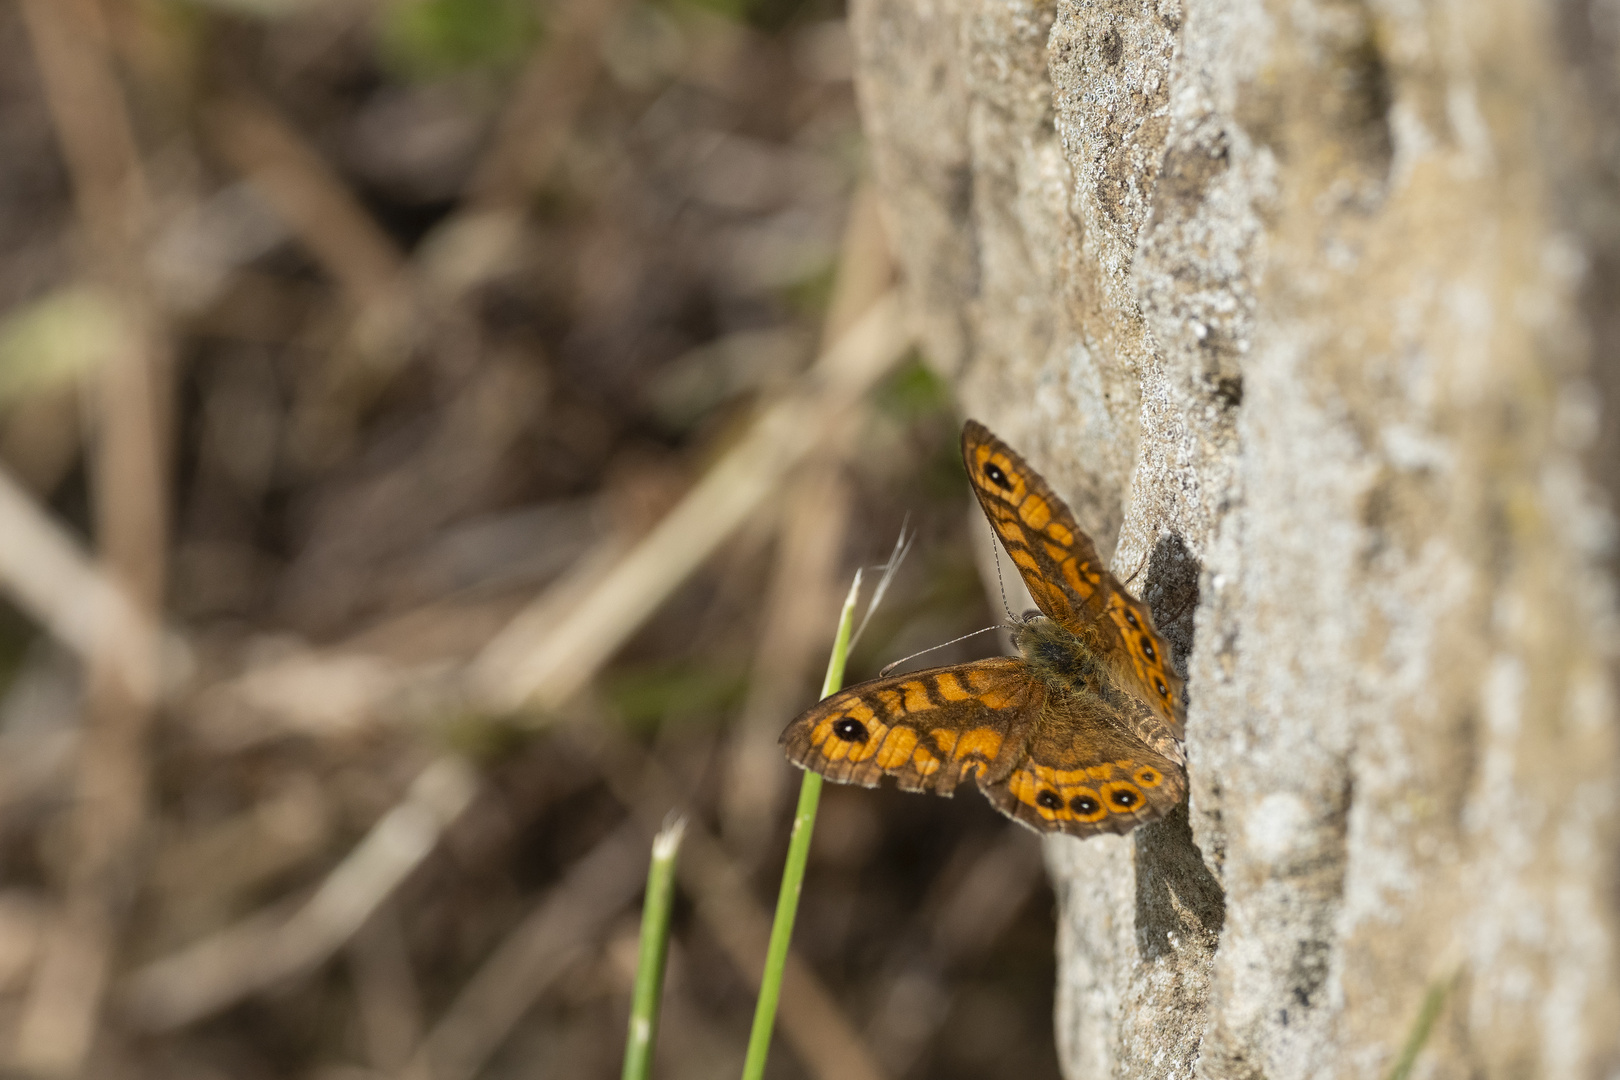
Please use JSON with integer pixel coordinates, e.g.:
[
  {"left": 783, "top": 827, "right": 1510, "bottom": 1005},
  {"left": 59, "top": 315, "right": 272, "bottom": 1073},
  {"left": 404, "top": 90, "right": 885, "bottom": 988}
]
[
  {"left": 849, "top": 517, "right": 914, "bottom": 650},
  {"left": 991, "top": 536, "right": 1015, "bottom": 622},
  {"left": 878, "top": 625, "right": 1002, "bottom": 678}
]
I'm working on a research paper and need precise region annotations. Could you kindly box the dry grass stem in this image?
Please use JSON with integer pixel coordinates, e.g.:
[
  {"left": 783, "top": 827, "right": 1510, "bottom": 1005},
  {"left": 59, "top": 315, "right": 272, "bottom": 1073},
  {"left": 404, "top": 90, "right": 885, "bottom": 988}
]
[
  {"left": 463, "top": 0, "right": 625, "bottom": 213},
  {"left": 866, "top": 835, "right": 1046, "bottom": 1074},
  {"left": 0, "top": 467, "right": 165, "bottom": 703},
  {"left": 468, "top": 290, "right": 909, "bottom": 716},
  {"left": 206, "top": 95, "right": 409, "bottom": 317},
  {"left": 406, "top": 819, "right": 650, "bottom": 1080},
  {"left": 347, "top": 904, "right": 425, "bottom": 1076},
  {"left": 819, "top": 183, "right": 895, "bottom": 347},
  {"left": 15, "top": 0, "right": 145, "bottom": 272},
  {"left": 720, "top": 461, "right": 853, "bottom": 853},
  {"left": 123, "top": 756, "right": 479, "bottom": 1031},
  {"left": 13, "top": 0, "right": 173, "bottom": 1070},
  {"left": 411, "top": 0, "right": 629, "bottom": 298},
  {"left": 721, "top": 177, "right": 891, "bottom": 850}
]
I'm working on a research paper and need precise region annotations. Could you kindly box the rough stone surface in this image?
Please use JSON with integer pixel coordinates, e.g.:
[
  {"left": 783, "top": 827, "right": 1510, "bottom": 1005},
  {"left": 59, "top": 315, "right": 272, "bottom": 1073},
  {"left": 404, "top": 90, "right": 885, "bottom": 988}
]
[{"left": 851, "top": 0, "right": 1620, "bottom": 1075}]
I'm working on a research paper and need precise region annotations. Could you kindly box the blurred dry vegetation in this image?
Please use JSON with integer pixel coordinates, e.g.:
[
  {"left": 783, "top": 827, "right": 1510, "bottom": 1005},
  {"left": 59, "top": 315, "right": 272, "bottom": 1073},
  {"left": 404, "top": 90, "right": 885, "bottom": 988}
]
[{"left": 0, "top": 0, "right": 1063, "bottom": 1077}]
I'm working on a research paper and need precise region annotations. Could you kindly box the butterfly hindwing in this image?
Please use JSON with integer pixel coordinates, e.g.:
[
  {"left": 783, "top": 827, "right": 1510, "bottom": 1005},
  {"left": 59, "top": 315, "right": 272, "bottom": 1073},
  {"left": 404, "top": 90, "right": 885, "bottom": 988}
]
[
  {"left": 960, "top": 420, "right": 1187, "bottom": 740},
  {"left": 1097, "top": 590, "right": 1186, "bottom": 742},
  {"left": 780, "top": 658, "right": 1034, "bottom": 796},
  {"left": 982, "top": 698, "right": 1186, "bottom": 837}
]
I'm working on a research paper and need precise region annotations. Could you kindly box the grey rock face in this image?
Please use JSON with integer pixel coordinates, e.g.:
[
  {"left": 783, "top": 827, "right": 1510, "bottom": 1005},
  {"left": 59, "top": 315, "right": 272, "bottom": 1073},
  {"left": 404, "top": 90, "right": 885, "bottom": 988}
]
[{"left": 851, "top": 0, "right": 1620, "bottom": 1074}]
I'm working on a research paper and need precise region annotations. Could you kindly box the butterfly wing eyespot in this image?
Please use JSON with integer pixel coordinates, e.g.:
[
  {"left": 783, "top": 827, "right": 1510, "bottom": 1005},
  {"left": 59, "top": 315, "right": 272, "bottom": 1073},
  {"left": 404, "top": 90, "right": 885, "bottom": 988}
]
[
  {"left": 1068, "top": 792, "right": 1104, "bottom": 819},
  {"left": 1102, "top": 781, "right": 1142, "bottom": 810},
  {"left": 832, "top": 718, "right": 868, "bottom": 742}
]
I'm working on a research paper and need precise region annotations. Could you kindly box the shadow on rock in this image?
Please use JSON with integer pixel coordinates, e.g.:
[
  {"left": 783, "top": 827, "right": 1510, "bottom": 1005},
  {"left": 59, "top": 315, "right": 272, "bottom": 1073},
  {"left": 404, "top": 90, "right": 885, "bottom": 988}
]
[{"left": 1135, "top": 803, "right": 1225, "bottom": 960}]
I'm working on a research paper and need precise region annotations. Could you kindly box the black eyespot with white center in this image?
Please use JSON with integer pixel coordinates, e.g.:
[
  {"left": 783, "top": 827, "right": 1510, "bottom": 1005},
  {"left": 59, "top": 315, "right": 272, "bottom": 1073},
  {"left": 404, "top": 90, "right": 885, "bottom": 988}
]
[
  {"left": 1156, "top": 679, "right": 1168, "bottom": 696},
  {"left": 832, "top": 718, "right": 869, "bottom": 742},
  {"left": 1124, "top": 609, "right": 1139, "bottom": 627},
  {"left": 1070, "top": 794, "right": 1100, "bottom": 815},
  {"left": 984, "top": 463, "right": 1013, "bottom": 490},
  {"left": 1035, "top": 789, "right": 1063, "bottom": 811},
  {"left": 1111, "top": 788, "right": 1139, "bottom": 809},
  {"left": 1141, "top": 638, "right": 1157, "bottom": 661}
]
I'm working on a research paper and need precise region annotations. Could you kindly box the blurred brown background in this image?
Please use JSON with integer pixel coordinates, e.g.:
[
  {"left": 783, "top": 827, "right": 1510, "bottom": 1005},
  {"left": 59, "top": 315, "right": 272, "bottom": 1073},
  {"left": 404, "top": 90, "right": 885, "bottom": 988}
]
[{"left": 0, "top": 0, "right": 1064, "bottom": 1077}]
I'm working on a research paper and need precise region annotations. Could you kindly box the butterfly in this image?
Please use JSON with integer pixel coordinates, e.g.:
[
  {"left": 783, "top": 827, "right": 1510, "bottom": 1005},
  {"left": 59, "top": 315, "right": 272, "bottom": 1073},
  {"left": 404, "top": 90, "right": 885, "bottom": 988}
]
[{"left": 779, "top": 420, "right": 1188, "bottom": 837}]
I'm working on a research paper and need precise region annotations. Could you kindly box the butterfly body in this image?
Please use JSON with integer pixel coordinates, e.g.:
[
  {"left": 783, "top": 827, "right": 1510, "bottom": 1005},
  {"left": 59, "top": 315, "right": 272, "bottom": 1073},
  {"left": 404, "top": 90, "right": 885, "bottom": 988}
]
[
  {"left": 780, "top": 421, "right": 1188, "bottom": 838},
  {"left": 1015, "top": 614, "right": 1106, "bottom": 697}
]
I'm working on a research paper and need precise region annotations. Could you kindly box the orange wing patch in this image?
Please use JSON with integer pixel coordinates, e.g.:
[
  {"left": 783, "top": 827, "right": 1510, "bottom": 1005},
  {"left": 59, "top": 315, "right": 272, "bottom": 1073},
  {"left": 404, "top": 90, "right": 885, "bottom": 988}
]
[
  {"left": 955, "top": 727, "right": 1004, "bottom": 762},
  {"left": 901, "top": 681, "right": 936, "bottom": 712},
  {"left": 933, "top": 672, "right": 972, "bottom": 701},
  {"left": 874, "top": 726, "right": 918, "bottom": 769}
]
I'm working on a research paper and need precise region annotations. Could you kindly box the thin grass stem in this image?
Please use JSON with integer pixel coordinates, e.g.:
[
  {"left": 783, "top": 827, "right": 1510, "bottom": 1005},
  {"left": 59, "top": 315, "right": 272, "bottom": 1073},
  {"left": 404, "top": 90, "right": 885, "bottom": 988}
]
[
  {"left": 1385, "top": 970, "right": 1457, "bottom": 1080},
  {"left": 621, "top": 815, "right": 687, "bottom": 1080},
  {"left": 739, "top": 568, "right": 862, "bottom": 1080}
]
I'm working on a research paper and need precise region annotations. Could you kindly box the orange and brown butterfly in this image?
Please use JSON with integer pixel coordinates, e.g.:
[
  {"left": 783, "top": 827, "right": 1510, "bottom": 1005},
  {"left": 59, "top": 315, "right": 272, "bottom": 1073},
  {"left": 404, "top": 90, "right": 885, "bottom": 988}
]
[{"left": 779, "top": 420, "right": 1188, "bottom": 837}]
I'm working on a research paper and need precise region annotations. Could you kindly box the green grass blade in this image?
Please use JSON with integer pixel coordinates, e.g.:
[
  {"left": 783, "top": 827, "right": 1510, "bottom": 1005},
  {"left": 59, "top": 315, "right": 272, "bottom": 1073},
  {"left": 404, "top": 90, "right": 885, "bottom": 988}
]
[
  {"left": 621, "top": 816, "right": 687, "bottom": 1080},
  {"left": 1385, "top": 970, "right": 1457, "bottom": 1080},
  {"left": 739, "top": 569, "right": 862, "bottom": 1080}
]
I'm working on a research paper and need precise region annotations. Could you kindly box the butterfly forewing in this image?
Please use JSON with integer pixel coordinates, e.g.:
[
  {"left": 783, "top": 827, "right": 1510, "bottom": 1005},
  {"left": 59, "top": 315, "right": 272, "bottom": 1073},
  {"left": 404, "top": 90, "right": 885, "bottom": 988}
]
[
  {"left": 961, "top": 420, "right": 1108, "bottom": 627},
  {"left": 780, "top": 658, "right": 1032, "bottom": 796},
  {"left": 960, "top": 421, "right": 1186, "bottom": 738}
]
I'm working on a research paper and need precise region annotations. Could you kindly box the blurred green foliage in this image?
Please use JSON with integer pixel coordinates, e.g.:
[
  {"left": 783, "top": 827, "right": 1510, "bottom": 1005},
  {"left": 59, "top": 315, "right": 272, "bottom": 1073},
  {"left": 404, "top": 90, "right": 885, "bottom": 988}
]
[
  {"left": 779, "top": 263, "right": 839, "bottom": 322},
  {"left": 605, "top": 661, "right": 749, "bottom": 731},
  {"left": 440, "top": 708, "right": 545, "bottom": 764},
  {"left": 379, "top": 0, "right": 542, "bottom": 77},
  {"left": 0, "top": 288, "right": 124, "bottom": 406},
  {"left": 0, "top": 603, "right": 40, "bottom": 705},
  {"left": 672, "top": 0, "right": 753, "bottom": 25},
  {"left": 677, "top": 0, "right": 843, "bottom": 32},
  {"left": 874, "top": 354, "right": 951, "bottom": 422},
  {"left": 873, "top": 355, "right": 973, "bottom": 498}
]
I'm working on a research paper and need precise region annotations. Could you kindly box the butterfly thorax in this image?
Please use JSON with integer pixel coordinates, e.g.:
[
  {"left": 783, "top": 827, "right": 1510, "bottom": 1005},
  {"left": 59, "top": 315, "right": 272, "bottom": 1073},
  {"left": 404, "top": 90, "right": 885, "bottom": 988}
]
[{"left": 1012, "top": 616, "right": 1116, "bottom": 700}]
